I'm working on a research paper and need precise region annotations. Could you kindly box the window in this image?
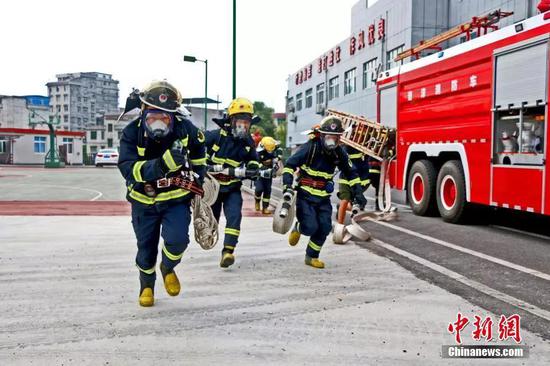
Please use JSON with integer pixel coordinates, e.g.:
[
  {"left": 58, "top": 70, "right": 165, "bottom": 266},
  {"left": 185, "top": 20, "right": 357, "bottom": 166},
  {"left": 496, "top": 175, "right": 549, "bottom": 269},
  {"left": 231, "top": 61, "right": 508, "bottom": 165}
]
[
  {"left": 107, "top": 124, "right": 113, "bottom": 132},
  {"left": 63, "top": 115, "right": 68, "bottom": 123},
  {"left": 296, "top": 93, "right": 303, "bottom": 111},
  {"left": 91, "top": 131, "right": 97, "bottom": 140},
  {"left": 83, "top": 97, "right": 88, "bottom": 103},
  {"left": 107, "top": 138, "right": 113, "bottom": 148},
  {"left": 63, "top": 105, "right": 68, "bottom": 112},
  {"left": 34, "top": 136, "right": 46, "bottom": 153},
  {"left": 62, "top": 138, "right": 74, "bottom": 154},
  {"left": 305, "top": 89, "right": 313, "bottom": 108},
  {"left": 101, "top": 131, "right": 105, "bottom": 140},
  {"left": 386, "top": 45, "right": 404, "bottom": 70},
  {"left": 91, "top": 146, "right": 97, "bottom": 153},
  {"left": 63, "top": 94, "right": 68, "bottom": 101},
  {"left": 0, "top": 139, "right": 6, "bottom": 153},
  {"left": 316, "top": 83, "right": 325, "bottom": 106},
  {"left": 55, "top": 95, "right": 60, "bottom": 101},
  {"left": 83, "top": 107, "right": 88, "bottom": 113},
  {"left": 118, "top": 131, "right": 122, "bottom": 139},
  {"left": 329, "top": 76, "right": 339, "bottom": 100},
  {"left": 287, "top": 97, "right": 294, "bottom": 112},
  {"left": 344, "top": 68, "right": 357, "bottom": 95},
  {"left": 56, "top": 105, "right": 61, "bottom": 113},
  {"left": 363, "top": 58, "right": 377, "bottom": 89}
]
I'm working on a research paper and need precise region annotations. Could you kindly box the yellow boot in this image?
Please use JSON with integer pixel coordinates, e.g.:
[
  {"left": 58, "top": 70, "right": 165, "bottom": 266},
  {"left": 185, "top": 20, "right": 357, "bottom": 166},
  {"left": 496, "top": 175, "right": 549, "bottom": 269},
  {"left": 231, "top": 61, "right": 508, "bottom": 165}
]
[
  {"left": 160, "top": 264, "right": 180, "bottom": 296},
  {"left": 288, "top": 222, "right": 301, "bottom": 246},
  {"left": 139, "top": 288, "right": 155, "bottom": 307},
  {"left": 255, "top": 200, "right": 261, "bottom": 211},
  {"left": 220, "top": 252, "right": 235, "bottom": 268},
  {"left": 262, "top": 207, "right": 274, "bottom": 215},
  {"left": 305, "top": 256, "right": 325, "bottom": 269}
]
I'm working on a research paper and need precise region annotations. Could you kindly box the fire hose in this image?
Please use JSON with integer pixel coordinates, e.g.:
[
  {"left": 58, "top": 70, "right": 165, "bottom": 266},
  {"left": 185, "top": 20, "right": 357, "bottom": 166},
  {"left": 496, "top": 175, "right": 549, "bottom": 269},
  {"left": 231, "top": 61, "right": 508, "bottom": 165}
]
[
  {"left": 272, "top": 158, "right": 398, "bottom": 243},
  {"left": 191, "top": 173, "right": 220, "bottom": 250},
  {"left": 333, "top": 157, "right": 397, "bottom": 244}
]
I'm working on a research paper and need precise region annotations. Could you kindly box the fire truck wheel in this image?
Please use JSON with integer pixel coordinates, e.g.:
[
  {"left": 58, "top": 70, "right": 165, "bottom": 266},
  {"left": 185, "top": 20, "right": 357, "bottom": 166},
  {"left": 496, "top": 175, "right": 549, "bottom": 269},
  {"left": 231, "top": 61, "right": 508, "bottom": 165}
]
[
  {"left": 436, "top": 160, "right": 466, "bottom": 223},
  {"left": 407, "top": 160, "right": 437, "bottom": 216}
]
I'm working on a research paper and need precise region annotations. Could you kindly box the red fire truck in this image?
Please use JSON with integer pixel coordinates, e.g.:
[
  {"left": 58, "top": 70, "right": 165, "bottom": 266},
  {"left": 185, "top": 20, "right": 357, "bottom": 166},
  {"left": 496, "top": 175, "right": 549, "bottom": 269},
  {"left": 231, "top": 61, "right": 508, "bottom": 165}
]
[{"left": 377, "top": 10, "right": 550, "bottom": 223}]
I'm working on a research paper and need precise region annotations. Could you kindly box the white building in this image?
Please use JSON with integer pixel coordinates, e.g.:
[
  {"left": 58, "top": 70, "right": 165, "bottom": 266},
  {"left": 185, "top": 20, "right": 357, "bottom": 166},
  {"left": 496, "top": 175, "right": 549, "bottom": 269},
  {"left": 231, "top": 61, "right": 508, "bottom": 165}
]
[{"left": 286, "top": 0, "right": 541, "bottom": 148}]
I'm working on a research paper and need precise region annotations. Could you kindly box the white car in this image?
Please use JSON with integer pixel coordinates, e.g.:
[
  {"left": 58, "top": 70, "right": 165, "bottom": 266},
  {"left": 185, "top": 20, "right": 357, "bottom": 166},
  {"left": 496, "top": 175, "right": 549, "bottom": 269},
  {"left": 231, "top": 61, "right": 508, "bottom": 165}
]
[{"left": 95, "top": 149, "right": 119, "bottom": 167}]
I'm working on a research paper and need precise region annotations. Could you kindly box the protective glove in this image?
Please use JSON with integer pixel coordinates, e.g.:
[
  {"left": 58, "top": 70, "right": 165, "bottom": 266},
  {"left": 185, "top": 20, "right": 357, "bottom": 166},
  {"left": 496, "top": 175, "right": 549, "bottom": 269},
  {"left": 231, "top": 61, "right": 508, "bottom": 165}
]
[
  {"left": 352, "top": 184, "right": 368, "bottom": 210},
  {"left": 259, "top": 168, "right": 272, "bottom": 179},
  {"left": 161, "top": 148, "right": 188, "bottom": 173},
  {"left": 207, "top": 164, "right": 224, "bottom": 173}
]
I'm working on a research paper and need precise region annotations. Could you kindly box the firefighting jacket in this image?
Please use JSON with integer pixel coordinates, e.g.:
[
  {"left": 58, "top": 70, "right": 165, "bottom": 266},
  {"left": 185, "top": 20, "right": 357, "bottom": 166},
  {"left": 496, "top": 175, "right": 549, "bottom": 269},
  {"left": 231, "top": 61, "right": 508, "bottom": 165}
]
[
  {"left": 283, "top": 138, "right": 360, "bottom": 203},
  {"left": 118, "top": 115, "right": 207, "bottom": 206},
  {"left": 339, "top": 146, "right": 370, "bottom": 187},
  {"left": 258, "top": 147, "right": 283, "bottom": 168},
  {"left": 205, "top": 129, "right": 260, "bottom": 192}
]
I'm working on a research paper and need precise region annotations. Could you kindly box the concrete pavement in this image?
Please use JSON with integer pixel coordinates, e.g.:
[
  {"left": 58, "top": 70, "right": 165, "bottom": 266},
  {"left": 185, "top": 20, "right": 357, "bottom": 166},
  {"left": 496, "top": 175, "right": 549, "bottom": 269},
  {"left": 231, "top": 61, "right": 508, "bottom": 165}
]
[{"left": 1, "top": 214, "right": 549, "bottom": 365}]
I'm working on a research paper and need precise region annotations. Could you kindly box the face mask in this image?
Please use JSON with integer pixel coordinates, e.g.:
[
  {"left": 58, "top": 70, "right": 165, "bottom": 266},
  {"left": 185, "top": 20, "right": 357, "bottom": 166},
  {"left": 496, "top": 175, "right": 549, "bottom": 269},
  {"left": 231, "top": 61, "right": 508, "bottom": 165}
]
[
  {"left": 232, "top": 119, "right": 251, "bottom": 139},
  {"left": 323, "top": 136, "right": 339, "bottom": 151},
  {"left": 144, "top": 109, "right": 172, "bottom": 139},
  {"left": 148, "top": 120, "right": 170, "bottom": 139}
]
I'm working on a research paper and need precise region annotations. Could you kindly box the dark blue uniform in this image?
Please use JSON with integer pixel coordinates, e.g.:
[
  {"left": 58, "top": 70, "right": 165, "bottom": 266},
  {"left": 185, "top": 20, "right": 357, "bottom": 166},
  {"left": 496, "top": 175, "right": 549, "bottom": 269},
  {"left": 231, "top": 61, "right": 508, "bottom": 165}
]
[
  {"left": 205, "top": 129, "right": 260, "bottom": 254},
  {"left": 338, "top": 146, "right": 371, "bottom": 200},
  {"left": 118, "top": 115, "right": 206, "bottom": 284},
  {"left": 283, "top": 139, "right": 360, "bottom": 258},
  {"left": 254, "top": 147, "right": 283, "bottom": 210}
]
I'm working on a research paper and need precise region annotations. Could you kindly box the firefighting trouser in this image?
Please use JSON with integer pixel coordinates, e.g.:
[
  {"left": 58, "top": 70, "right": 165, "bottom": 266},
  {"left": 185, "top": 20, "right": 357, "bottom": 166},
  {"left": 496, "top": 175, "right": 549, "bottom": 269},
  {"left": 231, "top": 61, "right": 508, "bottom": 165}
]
[
  {"left": 254, "top": 177, "right": 273, "bottom": 209},
  {"left": 131, "top": 202, "right": 191, "bottom": 286},
  {"left": 296, "top": 197, "right": 333, "bottom": 258},
  {"left": 211, "top": 188, "right": 243, "bottom": 254}
]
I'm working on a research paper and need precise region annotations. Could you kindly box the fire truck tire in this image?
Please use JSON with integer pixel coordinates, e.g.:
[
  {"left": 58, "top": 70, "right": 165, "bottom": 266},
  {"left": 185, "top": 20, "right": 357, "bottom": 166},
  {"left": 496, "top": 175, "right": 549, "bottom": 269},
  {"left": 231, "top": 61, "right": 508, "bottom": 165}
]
[
  {"left": 436, "top": 160, "right": 466, "bottom": 223},
  {"left": 407, "top": 160, "right": 437, "bottom": 216}
]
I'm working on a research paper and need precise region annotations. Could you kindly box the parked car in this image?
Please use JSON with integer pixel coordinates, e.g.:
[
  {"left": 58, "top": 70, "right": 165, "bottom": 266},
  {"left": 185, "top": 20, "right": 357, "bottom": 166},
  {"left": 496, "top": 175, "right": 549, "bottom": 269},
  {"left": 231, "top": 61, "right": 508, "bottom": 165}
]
[{"left": 95, "top": 149, "right": 119, "bottom": 167}]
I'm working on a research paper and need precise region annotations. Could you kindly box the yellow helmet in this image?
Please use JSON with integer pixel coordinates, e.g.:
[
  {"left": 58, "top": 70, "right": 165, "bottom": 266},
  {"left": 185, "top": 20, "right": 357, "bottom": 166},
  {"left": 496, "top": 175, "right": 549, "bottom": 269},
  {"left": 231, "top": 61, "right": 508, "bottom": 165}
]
[
  {"left": 259, "top": 136, "right": 278, "bottom": 153},
  {"left": 228, "top": 97, "right": 254, "bottom": 117}
]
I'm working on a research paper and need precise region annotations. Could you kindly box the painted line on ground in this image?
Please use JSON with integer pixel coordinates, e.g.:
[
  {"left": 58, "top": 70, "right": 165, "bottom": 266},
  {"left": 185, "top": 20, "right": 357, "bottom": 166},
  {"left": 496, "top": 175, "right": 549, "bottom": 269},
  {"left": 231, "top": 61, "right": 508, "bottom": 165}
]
[
  {"left": 0, "top": 183, "right": 103, "bottom": 201},
  {"left": 371, "top": 220, "right": 550, "bottom": 282},
  {"left": 489, "top": 225, "right": 550, "bottom": 241},
  {"left": 369, "top": 238, "right": 550, "bottom": 322}
]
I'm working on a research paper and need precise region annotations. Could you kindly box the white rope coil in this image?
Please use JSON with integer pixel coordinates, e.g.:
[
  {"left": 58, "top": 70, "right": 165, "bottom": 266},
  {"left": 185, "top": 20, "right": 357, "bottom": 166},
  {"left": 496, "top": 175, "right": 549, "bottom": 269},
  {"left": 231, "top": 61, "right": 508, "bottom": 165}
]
[{"left": 192, "top": 174, "right": 220, "bottom": 250}]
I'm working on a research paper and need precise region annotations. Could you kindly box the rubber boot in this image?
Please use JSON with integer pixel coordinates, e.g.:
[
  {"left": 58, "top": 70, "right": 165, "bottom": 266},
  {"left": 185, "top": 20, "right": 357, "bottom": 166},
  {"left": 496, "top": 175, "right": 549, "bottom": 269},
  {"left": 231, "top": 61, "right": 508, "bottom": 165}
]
[
  {"left": 160, "top": 263, "right": 180, "bottom": 296},
  {"left": 288, "top": 222, "right": 301, "bottom": 246},
  {"left": 254, "top": 199, "right": 261, "bottom": 211},
  {"left": 262, "top": 207, "right": 273, "bottom": 215},
  {"left": 337, "top": 200, "right": 350, "bottom": 224},
  {"left": 220, "top": 251, "right": 235, "bottom": 268},
  {"left": 305, "top": 255, "right": 325, "bottom": 269},
  {"left": 139, "top": 276, "right": 155, "bottom": 307}
]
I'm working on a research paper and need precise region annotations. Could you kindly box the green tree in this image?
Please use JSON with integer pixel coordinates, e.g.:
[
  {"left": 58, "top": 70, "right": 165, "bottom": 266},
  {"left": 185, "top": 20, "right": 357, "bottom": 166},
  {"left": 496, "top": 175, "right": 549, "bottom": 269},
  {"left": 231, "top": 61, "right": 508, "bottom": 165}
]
[
  {"left": 253, "top": 101, "right": 275, "bottom": 137},
  {"left": 275, "top": 121, "right": 287, "bottom": 148}
]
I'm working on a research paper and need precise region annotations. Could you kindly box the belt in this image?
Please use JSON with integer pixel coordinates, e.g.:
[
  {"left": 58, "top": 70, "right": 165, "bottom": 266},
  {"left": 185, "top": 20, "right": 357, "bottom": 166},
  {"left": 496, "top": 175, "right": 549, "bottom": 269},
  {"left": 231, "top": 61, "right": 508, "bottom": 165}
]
[
  {"left": 211, "top": 173, "right": 235, "bottom": 182},
  {"left": 299, "top": 177, "right": 327, "bottom": 189},
  {"left": 154, "top": 176, "right": 204, "bottom": 196}
]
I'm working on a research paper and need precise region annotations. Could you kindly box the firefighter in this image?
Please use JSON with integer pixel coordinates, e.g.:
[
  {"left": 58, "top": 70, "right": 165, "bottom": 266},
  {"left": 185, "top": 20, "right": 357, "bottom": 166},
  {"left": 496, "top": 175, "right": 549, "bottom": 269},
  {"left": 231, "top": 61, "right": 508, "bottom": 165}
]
[
  {"left": 283, "top": 116, "right": 367, "bottom": 268},
  {"left": 337, "top": 146, "right": 370, "bottom": 223},
  {"left": 368, "top": 156, "right": 382, "bottom": 210},
  {"left": 118, "top": 81, "right": 207, "bottom": 307},
  {"left": 205, "top": 97, "right": 260, "bottom": 268},
  {"left": 254, "top": 136, "right": 283, "bottom": 214}
]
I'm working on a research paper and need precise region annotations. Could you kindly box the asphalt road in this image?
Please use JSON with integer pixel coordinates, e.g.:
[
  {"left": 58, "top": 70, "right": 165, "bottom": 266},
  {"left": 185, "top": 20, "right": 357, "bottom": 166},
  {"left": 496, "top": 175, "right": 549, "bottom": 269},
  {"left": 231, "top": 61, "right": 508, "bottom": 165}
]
[{"left": 265, "top": 176, "right": 550, "bottom": 342}]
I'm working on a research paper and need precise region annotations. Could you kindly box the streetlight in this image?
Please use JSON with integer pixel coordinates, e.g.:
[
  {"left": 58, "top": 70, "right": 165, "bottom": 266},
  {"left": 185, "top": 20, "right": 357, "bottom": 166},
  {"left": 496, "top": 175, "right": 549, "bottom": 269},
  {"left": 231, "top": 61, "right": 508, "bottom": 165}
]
[
  {"left": 183, "top": 55, "right": 208, "bottom": 130},
  {"left": 232, "top": 0, "right": 236, "bottom": 99}
]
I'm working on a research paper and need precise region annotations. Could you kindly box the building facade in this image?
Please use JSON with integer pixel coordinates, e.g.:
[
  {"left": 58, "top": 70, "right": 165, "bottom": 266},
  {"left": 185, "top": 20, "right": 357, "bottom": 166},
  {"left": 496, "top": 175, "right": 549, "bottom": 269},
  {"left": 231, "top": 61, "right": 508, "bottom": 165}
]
[
  {"left": 286, "top": 0, "right": 541, "bottom": 147},
  {"left": 46, "top": 72, "right": 119, "bottom": 131},
  {"left": 0, "top": 95, "right": 50, "bottom": 130},
  {"left": 0, "top": 128, "right": 84, "bottom": 165}
]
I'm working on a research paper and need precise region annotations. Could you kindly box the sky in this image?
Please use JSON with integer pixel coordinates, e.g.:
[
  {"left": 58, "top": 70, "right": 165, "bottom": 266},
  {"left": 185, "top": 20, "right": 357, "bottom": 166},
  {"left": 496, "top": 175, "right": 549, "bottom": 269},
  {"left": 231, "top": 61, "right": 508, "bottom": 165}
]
[{"left": 1, "top": 0, "right": 361, "bottom": 112}]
